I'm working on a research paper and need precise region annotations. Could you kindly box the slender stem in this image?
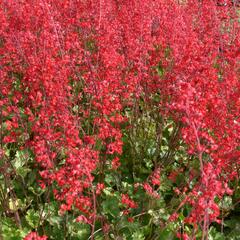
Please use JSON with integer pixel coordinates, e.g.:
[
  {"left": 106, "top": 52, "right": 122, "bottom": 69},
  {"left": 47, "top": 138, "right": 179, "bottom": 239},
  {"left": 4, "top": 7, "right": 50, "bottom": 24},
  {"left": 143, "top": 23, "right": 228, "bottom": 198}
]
[{"left": 90, "top": 186, "right": 97, "bottom": 240}]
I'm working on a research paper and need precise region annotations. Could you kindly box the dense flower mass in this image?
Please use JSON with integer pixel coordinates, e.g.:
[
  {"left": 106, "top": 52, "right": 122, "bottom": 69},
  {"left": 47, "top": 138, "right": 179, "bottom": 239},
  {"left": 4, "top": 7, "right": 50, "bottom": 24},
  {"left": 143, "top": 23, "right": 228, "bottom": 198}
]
[{"left": 0, "top": 0, "right": 239, "bottom": 239}]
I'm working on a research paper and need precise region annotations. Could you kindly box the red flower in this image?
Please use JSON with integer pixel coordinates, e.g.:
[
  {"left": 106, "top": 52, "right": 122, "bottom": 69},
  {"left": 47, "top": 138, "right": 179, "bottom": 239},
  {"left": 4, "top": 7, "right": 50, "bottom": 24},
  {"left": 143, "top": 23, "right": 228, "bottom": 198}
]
[
  {"left": 121, "top": 194, "right": 138, "bottom": 209},
  {"left": 24, "top": 232, "right": 47, "bottom": 240}
]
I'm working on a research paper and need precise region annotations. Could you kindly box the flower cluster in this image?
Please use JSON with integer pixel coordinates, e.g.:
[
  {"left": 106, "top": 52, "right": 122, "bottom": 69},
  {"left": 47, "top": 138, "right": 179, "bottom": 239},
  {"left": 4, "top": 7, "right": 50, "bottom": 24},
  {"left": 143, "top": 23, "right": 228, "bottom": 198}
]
[{"left": 24, "top": 232, "right": 47, "bottom": 240}]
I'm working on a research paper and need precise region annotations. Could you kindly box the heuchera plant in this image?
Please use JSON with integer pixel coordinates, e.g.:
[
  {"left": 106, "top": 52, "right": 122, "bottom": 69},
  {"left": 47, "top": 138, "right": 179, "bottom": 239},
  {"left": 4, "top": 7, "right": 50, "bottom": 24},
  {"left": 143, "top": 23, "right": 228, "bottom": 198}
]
[{"left": 0, "top": 0, "right": 239, "bottom": 239}]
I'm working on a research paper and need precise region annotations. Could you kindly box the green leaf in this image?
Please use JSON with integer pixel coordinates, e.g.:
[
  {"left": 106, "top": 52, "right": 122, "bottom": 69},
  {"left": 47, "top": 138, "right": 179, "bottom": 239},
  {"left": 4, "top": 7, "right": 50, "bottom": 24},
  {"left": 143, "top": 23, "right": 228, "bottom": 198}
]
[
  {"left": 132, "top": 230, "right": 145, "bottom": 240},
  {"left": 17, "top": 167, "right": 31, "bottom": 178},
  {"left": 26, "top": 209, "right": 40, "bottom": 228},
  {"left": 158, "top": 228, "right": 174, "bottom": 240},
  {"left": 1, "top": 218, "right": 28, "bottom": 240},
  {"left": 208, "top": 227, "right": 225, "bottom": 240},
  {"left": 67, "top": 220, "right": 91, "bottom": 239},
  {"left": 102, "top": 196, "right": 120, "bottom": 218}
]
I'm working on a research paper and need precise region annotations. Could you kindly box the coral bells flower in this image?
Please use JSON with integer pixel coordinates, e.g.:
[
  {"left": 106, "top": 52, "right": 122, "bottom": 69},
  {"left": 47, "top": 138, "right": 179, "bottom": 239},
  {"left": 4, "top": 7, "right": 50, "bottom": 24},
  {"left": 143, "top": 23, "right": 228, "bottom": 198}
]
[
  {"left": 169, "top": 212, "right": 179, "bottom": 222},
  {"left": 112, "top": 157, "right": 120, "bottom": 170},
  {"left": 168, "top": 170, "right": 179, "bottom": 182},
  {"left": 127, "top": 217, "right": 134, "bottom": 223},
  {"left": 103, "top": 223, "right": 110, "bottom": 234},
  {"left": 24, "top": 232, "right": 47, "bottom": 240},
  {"left": 143, "top": 183, "right": 160, "bottom": 199},
  {"left": 150, "top": 167, "right": 161, "bottom": 186},
  {"left": 96, "top": 183, "right": 105, "bottom": 195},
  {"left": 176, "top": 232, "right": 190, "bottom": 240},
  {"left": 76, "top": 215, "right": 90, "bottom": 224},
  {"left": 121, "top": 194, "right": 138, "bottom": 209},
  {"left": 83, "top": 136, "right": 95, "bottom": 145}
]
